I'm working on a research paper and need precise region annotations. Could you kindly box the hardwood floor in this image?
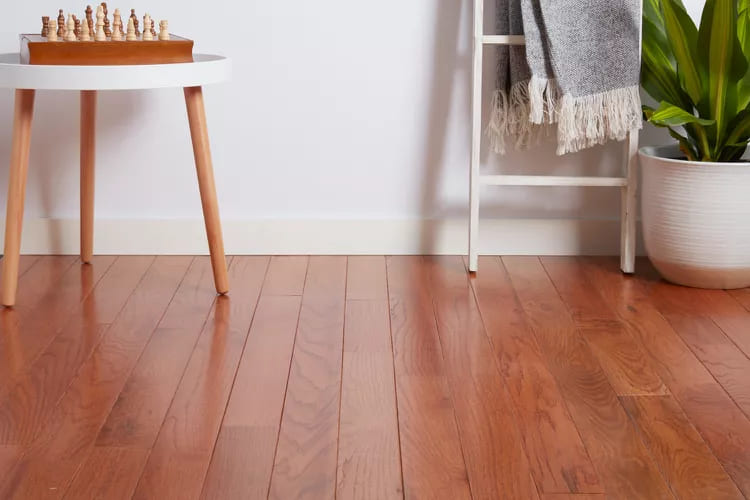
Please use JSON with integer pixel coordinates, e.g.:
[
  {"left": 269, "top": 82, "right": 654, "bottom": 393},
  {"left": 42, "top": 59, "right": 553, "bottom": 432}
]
[{"left": 0, "top": 255, "right": 749, "bottom": 499}]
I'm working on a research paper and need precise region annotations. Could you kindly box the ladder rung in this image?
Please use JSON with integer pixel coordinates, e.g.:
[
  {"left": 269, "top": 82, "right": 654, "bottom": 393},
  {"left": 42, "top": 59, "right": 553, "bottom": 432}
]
[
  {"left": 480, "top": 175, "right": 628, "bottom": 187},
  {"left": 482, "top": 35, "right": 526, "bottom": 46}
]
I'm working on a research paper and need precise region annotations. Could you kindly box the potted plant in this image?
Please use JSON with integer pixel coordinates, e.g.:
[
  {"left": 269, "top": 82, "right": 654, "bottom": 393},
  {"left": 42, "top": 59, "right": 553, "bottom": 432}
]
[{"left": 640, "top": 0, "right": 750, "bottom": 289}]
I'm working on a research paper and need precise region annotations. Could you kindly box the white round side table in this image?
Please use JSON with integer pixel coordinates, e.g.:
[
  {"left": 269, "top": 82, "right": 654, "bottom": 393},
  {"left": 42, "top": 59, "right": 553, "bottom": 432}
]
[{"left": 0, "top": 53, "right": 232, "bottom": 306}]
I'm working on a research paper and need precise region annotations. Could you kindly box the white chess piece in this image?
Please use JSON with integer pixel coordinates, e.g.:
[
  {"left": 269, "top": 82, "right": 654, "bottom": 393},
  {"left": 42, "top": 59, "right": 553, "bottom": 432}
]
[
  {"left": 126, "top": 17, "right": 137, "bottom": 41},
  {"left": 80, "top": 16, "right": 91, "bottom": 41},
  {"left": 95, "top": 5, "right": 106, "bottom": 41},
  {"left": 47, "top": 19, "right": 58, "bottom": 41},
  {"left": 64, "top": 14, "right": 76, "bottom": 41},
  {"left": 158, "top": 20, "right": 169, "bottom": 40},
  {"left": 142, "top": 14, "right": 153, "bottom": 40},
  {"left": 112, "top": 8, "right": 123, "bottom": 40}
]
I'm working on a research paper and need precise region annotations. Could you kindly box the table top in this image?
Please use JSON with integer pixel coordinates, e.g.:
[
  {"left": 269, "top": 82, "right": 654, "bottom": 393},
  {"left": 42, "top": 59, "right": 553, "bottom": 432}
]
[{"left": 0, "top": 53, "right": 231, "bottom": 90}]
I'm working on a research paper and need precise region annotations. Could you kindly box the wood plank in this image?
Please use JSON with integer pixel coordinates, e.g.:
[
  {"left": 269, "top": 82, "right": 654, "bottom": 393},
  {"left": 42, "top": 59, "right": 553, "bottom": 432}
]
[
  {"left": 0, "top": 256, "right": 114, "bottom": 385},
  {"left": 502, "top": 257, "right": 671, "bottom": 499},
  {"left": 540, "top": 257, "right": 667, "bottom": 396},
  {"left": 0, "top": 255, "right": 40, "bottom": 283},
  {"left": 0, "top": 255, "right": 75, "bottom": 314},
  {"left": 132, "top": 256, "right": 269, "bottom": 500},
  {"left": 0, "top": 445, "right": 19, "bottom": 477},
  {"left": 336, "top": 256, "right": 401, "bottom": 500},
  {"left": 96, "top": 256, "right": 225, "bottom": 448},
  {"left": 346, "top": 256, "right": 388, "bottom": 301},
  {"left": 620, "top": 395, "right": 742, "bottom": 499},
  {"left": 262, "top": 256, "right": 308, "bottom": 296},
  {"left": 728, "top": 288, "right": 750, "bottom": 312},
  {"left": 540, "top": 495, "right": 604, "bottom": 500},
  {"left": 65, "top": 447, "right": 150, "bottom": 500},
  {"left": 0, "top": 256, "right": 154, "bottom": 445},
  {"left": 467, "top": 256, "right": 602, "bottom": 494},
  {"left": 426, "top": 256, "right": 539, "bottom": 499},
  {"left": 386, "top": 256, "right": 471, "bottom": 499},
  {"left": 0, "top": 256, "right": 192, "bottom": 499},
  {"left": 268, "top": 256, "right": 347, "bottom": 500},
  {"left": 581, "top": 257, "right": 750, "bottom": 497},
  {"left": 200, "top": 295, "right": 302, "bottom": 500}
]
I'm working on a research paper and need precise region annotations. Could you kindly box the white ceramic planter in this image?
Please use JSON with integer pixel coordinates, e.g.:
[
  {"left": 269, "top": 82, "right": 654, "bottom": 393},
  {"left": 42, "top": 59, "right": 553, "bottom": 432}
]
[{"left": 639, "top": 145, "right": 750, "bottom": 289}]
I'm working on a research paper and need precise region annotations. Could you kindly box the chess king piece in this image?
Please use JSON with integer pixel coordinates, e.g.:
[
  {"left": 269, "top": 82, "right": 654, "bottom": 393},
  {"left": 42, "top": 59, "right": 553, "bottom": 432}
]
[
  {"left": 47, "top": 19, "right": 58, "bottom": 41},
  {"left": 95, "top": 5, "right": 106, "bottom": 41},
  {"left": 73, "top": 15, "right": 81, "bottom": 39},
  {"left": 86, "top": 5, "right": 94, "bottom": 36},
  {"left": 130, "top": 9, "right": 140, "bottom": 36},
  {"left": 57, "top": 9, "right": 65, "bottom": 38},
  {"left": 125, "top": 17, "right": 137, "bottom": 41},
  {"left": 41, "top": 16, "right": 49, "bottom": 37},
  {"left": 80, "top": 16, "right": 91, "bottom": 41},
  {"left": 64, "top": 14, "right": 77, "bottom": 41},
  {"left": 142, "top": 14, "right": 153, "bottom": 40},
  {"left": 158, "top": 20, "right": 169, "bottom": 41},
  {"left": 111, "top": 8, "right": 123, "bottom": 41},
  {"left": 102, "top": 2, "right": 111, "bottom": 37}
]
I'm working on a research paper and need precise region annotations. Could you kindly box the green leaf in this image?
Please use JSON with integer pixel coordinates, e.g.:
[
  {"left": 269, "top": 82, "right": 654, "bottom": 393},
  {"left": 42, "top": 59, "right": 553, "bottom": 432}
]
[
  {"left": 726, "top": 108, "right": 750, "bottom": 144},
  {"left": 668, "top": 128, "right": 698, "bottom": 161},
  {"left": 649, "top": 101, "right": 716, "bottom": 127},
  {"left": 644, "top": 0, "right": 665, "bottom": 30},
  {"left": 661, "top": 0, "right": 704, "bottom": 105},
  {"left": 738, "top": 0, "right": 750, "bottom": 109},
  {"left": 641, "top": 18, "right": 690, "bottom": 109}
]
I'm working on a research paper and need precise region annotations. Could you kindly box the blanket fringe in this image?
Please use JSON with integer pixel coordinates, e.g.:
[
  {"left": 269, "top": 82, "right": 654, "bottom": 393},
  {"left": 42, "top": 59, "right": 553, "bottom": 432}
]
[
  {"left": 528, "top": 76, "right": 560, "bottom": 125},
  {"left": 487, "top": 80, "right": 540, "bottom": 154},
  {"left": 556, "top": 85, "right": 642, "bottom": 155}
]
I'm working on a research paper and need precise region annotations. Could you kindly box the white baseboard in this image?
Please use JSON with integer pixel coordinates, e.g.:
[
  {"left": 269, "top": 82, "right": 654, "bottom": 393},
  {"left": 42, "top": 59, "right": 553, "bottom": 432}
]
[{"left": 6, "top": 217, "right": 644, "bottom": 256}]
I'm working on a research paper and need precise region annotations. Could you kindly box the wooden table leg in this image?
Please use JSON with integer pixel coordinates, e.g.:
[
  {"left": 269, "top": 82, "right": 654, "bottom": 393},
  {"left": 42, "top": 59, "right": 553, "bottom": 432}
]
[
  {"left": 80, "top": 90, "right": 97, "bottom": 264},
  {"left": 184, "top": 86, "right": 229, "bottom": 294},
  {"left": 2, "top": 89, "right": 36, "bottom": 307}
]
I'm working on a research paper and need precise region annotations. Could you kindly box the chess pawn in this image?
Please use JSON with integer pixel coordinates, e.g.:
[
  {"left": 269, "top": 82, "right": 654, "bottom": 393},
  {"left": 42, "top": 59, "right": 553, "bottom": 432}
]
[
  {"left": 86, "top": 5, "right": 94, "bottom": 36},
  {"left": 111, "top": 8, "right": 123, "bottom": 41},
  {"left": 57, "top": 9, "right": 65, "bottom": 38},
  {"left": 130, "top": 9, "right": 140, "bottom": 36},
  {"left": 158, "top": 20, "right": 169, "bottom": 41},
  {"left": 80, "top": 17, "right": 91, "bottom": 41},
  {"left": 41, "top": 16, "right": 49, "bottom": 37},
  {"left": 95, "top": 5, "right": 106, "bottom": 41},
  {"left": 64, "top": 14, "right": 77, "bottom": 41},
  {"left": 47, "top": 19, "right": 58, "bottom": 41},
  {"left": 74, "top": 16, "right": 81, "bottom": 39},
  {"left": 102, "top": 2, "right": 111, "bottom": 37},
  {"left": 142, "top": 14, "right": 153, "bottom": 40},
  {"left": 125, "top": 17, "right": 137, "bottom": 41}
]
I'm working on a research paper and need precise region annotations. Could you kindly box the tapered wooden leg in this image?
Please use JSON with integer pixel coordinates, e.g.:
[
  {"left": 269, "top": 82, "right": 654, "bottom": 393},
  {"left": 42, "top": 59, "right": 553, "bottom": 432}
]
[
  {"left": 2, "top": 89, "right": 36, "bottom": 307},
  {"left": 184, "top": 86, "right": 228, "bottom": 294},
  {"left": 80, "top": 90, "right": 97, "bottom": 264}
]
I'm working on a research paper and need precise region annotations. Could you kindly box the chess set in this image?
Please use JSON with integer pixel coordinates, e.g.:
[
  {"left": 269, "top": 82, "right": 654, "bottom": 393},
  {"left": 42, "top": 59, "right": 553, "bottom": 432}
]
[{"left": 20, "top": 3, "right": 193, "bottom": 65}]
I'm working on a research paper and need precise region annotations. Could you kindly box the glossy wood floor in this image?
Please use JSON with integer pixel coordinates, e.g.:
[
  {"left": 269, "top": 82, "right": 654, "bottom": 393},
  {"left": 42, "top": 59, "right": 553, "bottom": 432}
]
[{"left": 0, "top": 255, "right": 749, "bottom": 499}]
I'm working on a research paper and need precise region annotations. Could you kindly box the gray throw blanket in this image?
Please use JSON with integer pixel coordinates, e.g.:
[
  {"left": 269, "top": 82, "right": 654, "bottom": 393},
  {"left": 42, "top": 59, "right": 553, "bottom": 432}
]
[{"left": 488, "top": 0, "right": 643, "bottom": 155}]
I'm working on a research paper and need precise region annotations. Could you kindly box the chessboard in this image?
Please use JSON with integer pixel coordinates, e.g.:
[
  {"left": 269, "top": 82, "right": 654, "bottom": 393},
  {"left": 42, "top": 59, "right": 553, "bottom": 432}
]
[{"left": 21, "top": 3, "right": 193, "bottom": 65}]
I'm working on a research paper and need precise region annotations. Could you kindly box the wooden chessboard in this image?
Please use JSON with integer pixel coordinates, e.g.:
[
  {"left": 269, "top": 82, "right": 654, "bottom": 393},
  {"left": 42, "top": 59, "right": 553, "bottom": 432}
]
[{"left": 20, "top": 34, "right": 193, "bottom": 65}]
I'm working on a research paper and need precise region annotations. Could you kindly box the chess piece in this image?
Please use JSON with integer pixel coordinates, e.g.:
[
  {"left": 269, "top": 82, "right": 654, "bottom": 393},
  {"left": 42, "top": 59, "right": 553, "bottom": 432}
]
[
  {"left": 86, "top": 5, "right": 94, "bottom": 36},
  {"left": 57, "top": 9, "right": 65, "bottom": 38},
  {"left": 95, "top": 5, "right": 106, "bottom": 41},
  {"left": 158, "top": 20, "right": 169, "bottom": 41},
  {"left": 130, "top": 9, "right": 140, "bottom": 37},
  {"left": 80, "top": 16, "right": 91, "bottom": 41},
  {"left": 111, "top": 8, "right": 123, "bottom": 40},
  {"left": 41, "top": 16, "right": 49, "bottom": 37},
  {"left": 151, "top": 21, "right": 156, "bottom": 37},
  {"left": 47, "top": 19, "right": 58, "bottom": 41},
  {"left": 74, "top": 15, "right": 81, "bottom": 39},
  {"left": 102, "top": 2, "right": 111, "bottom": 37},
  {"left": 142, "top": 14, "right": 153, "bottom": 40},
  {"left": 125, "top": 17, "right": 137, "bottom": 41},
  {"left": 64, "top": 14, "right": 77, "bottom": 41}
]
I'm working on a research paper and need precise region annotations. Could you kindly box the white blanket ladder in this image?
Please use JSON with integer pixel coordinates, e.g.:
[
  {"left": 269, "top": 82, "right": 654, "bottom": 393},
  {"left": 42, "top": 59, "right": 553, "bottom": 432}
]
[{"left": 468, "top": 0, "right": 640, "bottom": 274}]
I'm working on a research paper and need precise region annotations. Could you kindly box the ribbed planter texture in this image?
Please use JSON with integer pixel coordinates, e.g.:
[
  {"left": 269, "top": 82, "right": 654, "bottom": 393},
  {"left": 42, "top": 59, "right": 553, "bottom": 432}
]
[{"left": 640, "top": 145, "right": 750, "bottom": 289}]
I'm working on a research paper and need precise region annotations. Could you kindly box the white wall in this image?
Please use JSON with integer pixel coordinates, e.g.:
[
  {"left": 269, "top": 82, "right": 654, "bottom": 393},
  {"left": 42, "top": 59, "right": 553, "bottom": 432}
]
[{"left": 0, "top": 0, "right": 700, "bottom": 255}]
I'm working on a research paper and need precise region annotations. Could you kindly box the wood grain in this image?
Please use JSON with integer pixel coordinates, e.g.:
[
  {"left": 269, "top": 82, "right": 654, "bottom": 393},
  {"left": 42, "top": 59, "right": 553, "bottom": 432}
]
[
  {"left": 541, "top": 257, "right": 667, "bottom": 396},
  {"left": 65, "top": 447, "right": 150, "bottom": 500},
  {"left": 386, "top": 256, "right": 471, "bottom": 499},
  {"left": 337, "top": 256, "right": 402, "bottom": 499},
  {"left": 582, "top": 257, "right": 750, "bottom": 497},
  {"left": 621, "top": 395, "right": 742, "bottom": 499},
  {"left": 268, "top": 256, "right": 347, "bottom": 500},
  {"left": 262, "top": 256, "right": 308, "bottom": 296},
  {"left": 80, "top": 90, "right": 96, "bottom": 264},
  {"left": 0, "top": 256, "right": 192, "bottom": 499},
  {"left": 132, "top": 257, "right": 269, "bottom": 500},
  {"left": 0, "top": 256, "right": 154, "bottom": 445},
  {"left": 467, "top": 256, "right": 602, "bottom": 494},
  {"left": 502, "top": 256, "right": 671, "bottom": 499},
  {"left": 728, "top": 288, "right": 750, "bottom": 312},
  {"left": 96, "top": 257, "right": 223, "bottom": 448}
]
